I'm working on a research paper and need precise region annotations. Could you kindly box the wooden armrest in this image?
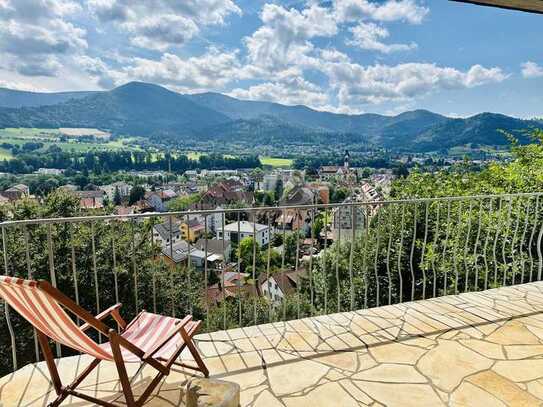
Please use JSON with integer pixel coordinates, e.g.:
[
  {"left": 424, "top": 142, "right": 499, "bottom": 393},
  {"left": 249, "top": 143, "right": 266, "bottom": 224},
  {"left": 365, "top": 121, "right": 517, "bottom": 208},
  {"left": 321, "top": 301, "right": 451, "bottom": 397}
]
[
  {"left": 143, "top": 315, "right": 192, "bottom": 359},
  {"left": 81, "top": 303, "right": 126, "bottom": 332}
]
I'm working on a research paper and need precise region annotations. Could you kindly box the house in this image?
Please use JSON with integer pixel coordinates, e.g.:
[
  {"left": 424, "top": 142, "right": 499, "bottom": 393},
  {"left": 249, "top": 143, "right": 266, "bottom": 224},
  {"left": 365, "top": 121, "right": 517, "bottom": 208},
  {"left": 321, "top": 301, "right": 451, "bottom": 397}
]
[
  {"left": 153, "top": 220, "right": 182, "bottom": 247},
  {"left": 114, "top": 206, "right": 134, "bottom": 217},
  {"left": 184, "top": 170, "right": 198, "bottom": 179},
  {"left": 195, "top": 180, "right": 253, "bottom": 210},
  {"left": 194, "top": 238, "right": 232, "bottom": 263},
  {"left": 145, "top": 192, "right": 165, "bottom": 212},
  {"left": 274, "top": 209, "right": 305, "bottom": 231},
  {"left": 206, "top": 270, "right": 258, "bottom": 306},
  {"left": 331, "top": 198, "right": 365, "bottom": 240},
  {"left": 307, "top": 182, "right": 330, "bottom": 204},
  {"left": 261, "top": 173, "right": 279, "bottom": 192},
  {"left": 157, "top": 188, "right": 178, "bottom": 201},
  {"left": 360, "top": 182, "right": 382, "bottom": 201},
  {"left": 217, "top": 221, "right": 270, "bottom": 246},
  {"left": 258, "top": 268, "right": 305, "bottom": 304},
  {"left": 318, "top": 166, "right": 341, "bottom": 180},
  {"left": 36, "top": 168, "right": 63, "bottom": 175},
  {"left": 3, "top": 184, "right": 29, "bottom": 201},
  {"left": 133, "top": 199, "right": 154, "bottom": 213},
  {"left": 180, "top": 218, "right": 205, "bottom": 243},
  {"left": 278, "top": 186, "right": 316, "bottom": 230},
  {"left": 74, "top": 190, "right": 104, "bottom": 209},
  {"left": 207, "top": 207, "right": 225, "bottom": 234},
  {"left": 100, "top": 182, "right": 132, "bottom": 201},
  {"left": 161, "top": 240, "right": 223, "bottom": 270},
  {"left": 281, "top": 186, "right": 315, "bottom": 207}
]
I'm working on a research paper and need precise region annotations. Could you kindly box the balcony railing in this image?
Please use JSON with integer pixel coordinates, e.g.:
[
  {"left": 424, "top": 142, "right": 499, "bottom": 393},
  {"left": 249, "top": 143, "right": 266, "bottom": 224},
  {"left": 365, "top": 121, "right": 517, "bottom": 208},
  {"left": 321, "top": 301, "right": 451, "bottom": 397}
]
[{"left": 1, "top": 192, "right": 542, "bottom": 377}]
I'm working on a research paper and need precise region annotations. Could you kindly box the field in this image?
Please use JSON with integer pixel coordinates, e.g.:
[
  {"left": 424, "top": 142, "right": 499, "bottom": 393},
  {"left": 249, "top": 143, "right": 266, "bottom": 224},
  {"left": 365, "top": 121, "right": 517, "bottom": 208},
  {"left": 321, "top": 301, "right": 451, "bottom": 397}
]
[
  {"left": 260, "top": 156, "right": 294, "bottom": 168},
  {"left": 186, "top": 151, "right": 203, "bottom": 160},
  {"left": 447, "top": 144, "right": 510, "bottom": 158},
  {"left": 0, "top": 128, "right": 142, "bottom": 154}
]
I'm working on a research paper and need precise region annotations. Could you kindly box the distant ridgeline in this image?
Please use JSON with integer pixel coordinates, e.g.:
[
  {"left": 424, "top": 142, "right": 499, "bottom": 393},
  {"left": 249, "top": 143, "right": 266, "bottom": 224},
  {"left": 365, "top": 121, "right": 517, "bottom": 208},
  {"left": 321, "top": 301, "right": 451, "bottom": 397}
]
[{"left": 0, "top": 82, "right": 541, "bottom": 152}]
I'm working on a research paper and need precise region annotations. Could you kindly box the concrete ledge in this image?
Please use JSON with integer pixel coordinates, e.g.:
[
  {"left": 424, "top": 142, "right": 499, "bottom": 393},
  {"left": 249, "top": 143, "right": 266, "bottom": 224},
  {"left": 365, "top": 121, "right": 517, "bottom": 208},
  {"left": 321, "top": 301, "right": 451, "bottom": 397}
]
[{"left": 186, "top": 378, "right": 240, "bottom": 407}]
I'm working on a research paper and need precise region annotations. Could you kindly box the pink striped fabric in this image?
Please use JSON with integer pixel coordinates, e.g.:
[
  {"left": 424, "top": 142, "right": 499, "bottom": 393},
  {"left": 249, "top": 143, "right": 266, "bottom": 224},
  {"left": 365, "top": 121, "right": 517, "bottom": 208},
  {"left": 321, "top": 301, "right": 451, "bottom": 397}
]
[
  {"left": 0, "top": 276, "right": 192, "bottom": 362},
  {"left": 0, "top": 276, "right": 111, "bottom": 359},
  {"left": 99, "top": 312, "right": 196, "bottom": 362}
]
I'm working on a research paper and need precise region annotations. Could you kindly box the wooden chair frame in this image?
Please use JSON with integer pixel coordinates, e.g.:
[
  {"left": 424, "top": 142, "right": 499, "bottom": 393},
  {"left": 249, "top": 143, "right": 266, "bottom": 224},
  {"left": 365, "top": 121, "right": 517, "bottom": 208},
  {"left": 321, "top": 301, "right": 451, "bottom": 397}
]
[{"left": 33, "top": 280, "right": 209, "bottom": 407}]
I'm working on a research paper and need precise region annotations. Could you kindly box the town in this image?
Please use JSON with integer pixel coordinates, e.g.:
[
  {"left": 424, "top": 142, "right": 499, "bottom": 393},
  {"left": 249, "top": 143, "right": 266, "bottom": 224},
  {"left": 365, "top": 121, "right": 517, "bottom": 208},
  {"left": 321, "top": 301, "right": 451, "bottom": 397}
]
[{"left": 0, "top": 151, "right": 396, "bottom": 308}]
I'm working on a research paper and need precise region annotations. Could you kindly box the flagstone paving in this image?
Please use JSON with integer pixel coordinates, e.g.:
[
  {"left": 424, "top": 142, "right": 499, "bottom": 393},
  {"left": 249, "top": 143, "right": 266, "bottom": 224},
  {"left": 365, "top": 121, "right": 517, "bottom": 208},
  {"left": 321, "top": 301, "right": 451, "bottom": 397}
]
[{"left": 3, "top": 282, "right": 543, "bottom": 405}]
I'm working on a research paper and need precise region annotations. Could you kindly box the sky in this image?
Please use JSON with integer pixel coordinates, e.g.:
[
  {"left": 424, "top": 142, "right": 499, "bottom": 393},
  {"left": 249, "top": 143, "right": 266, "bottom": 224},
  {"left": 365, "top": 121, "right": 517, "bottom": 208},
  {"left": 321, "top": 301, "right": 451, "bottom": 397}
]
[{"left": 0, "top": 0, "right": 542, "bottom": 118}]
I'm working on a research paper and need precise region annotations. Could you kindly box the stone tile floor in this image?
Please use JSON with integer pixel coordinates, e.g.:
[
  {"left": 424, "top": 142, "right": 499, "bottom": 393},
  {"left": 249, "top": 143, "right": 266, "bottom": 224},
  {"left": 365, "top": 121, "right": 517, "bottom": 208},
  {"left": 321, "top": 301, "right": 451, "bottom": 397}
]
[{"left": 3, "top": 282, "right": 543, "bottom": 406}]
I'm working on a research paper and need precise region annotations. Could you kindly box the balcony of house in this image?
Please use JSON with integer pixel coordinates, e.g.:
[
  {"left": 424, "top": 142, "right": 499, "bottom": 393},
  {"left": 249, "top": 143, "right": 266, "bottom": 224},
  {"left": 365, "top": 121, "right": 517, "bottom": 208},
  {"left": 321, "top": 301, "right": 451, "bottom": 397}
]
[{"left": 2, "top": 193, "right": 543, "bottom": 406}]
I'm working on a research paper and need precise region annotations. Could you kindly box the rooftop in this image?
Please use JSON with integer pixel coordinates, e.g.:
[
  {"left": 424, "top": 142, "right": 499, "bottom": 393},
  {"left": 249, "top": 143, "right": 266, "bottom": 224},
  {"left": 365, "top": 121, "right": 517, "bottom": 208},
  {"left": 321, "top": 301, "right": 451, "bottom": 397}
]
[
  {"left": 3, "top": 282, "right": 543, "bottom": 406},
  {"left": 223, "top": 220, "right": 269, "bottom": 233}
]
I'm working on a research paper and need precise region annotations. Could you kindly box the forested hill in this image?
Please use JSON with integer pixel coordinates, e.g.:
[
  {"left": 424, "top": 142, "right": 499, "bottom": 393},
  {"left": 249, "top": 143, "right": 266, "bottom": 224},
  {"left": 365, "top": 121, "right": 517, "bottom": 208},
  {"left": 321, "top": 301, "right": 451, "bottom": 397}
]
[
  {"left": 0, "top": 87, "right": 96, "bottom": 108},
  {"left": 0, "top": 82, "right": 540, "bottom": 152}
]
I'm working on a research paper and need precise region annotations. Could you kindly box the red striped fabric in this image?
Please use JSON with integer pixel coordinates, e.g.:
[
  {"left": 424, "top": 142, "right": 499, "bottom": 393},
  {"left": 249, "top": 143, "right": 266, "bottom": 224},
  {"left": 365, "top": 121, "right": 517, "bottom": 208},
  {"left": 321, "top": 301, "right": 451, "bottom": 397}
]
[
  {"left": 0, "top": 276, "right": 193, "bottom": 363},
  {"left": 99, "top": 312, "right": 193, "bottom": 361},
  {"left": 0, "top": 276, "right": 111, "bottom": 359}
]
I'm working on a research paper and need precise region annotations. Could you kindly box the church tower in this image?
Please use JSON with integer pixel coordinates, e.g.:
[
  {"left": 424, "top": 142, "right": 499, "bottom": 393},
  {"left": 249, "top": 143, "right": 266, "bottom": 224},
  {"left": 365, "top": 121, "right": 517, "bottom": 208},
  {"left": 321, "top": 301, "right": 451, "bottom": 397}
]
[{"left": 344, "top": 150, "right": 350, "bottom": 171}]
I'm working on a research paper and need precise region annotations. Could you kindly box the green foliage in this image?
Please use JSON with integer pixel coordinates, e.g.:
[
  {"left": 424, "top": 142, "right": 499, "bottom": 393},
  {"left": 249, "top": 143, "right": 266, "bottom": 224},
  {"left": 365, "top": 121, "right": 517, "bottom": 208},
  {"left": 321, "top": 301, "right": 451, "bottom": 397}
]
[
  {"left": 128, "top": 185, "right": 145, "bottom": 205},
  {"left": 167, "top": 193, "right": 201, "bottom": 211},
  {"left": 237, "top": 236, "right": 263, "bottom": 273},
  {"left": 113, "top": 186, "right": 122, "bottom": 205}
]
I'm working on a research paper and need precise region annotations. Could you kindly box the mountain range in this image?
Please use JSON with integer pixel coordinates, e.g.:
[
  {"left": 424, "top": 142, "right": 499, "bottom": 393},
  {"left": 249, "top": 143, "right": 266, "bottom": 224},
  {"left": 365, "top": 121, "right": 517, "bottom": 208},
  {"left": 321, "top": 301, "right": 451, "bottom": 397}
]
[{"left": 0, "top": 82, "right": 540, "bottom": 152}]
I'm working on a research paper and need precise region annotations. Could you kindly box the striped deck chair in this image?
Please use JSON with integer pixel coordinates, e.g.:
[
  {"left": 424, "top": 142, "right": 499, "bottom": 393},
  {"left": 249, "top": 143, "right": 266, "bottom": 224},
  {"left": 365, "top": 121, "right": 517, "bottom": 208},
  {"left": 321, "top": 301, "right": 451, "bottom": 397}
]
[{"left": 0, "top": 276, "right": 209, "bottom": 407}]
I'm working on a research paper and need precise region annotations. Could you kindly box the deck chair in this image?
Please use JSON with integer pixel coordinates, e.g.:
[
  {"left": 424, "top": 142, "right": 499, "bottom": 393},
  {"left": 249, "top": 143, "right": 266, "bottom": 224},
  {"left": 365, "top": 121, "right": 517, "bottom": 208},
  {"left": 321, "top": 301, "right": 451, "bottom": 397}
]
[{"left": 0, "top": 276, "right": 209, "bottom": 407}]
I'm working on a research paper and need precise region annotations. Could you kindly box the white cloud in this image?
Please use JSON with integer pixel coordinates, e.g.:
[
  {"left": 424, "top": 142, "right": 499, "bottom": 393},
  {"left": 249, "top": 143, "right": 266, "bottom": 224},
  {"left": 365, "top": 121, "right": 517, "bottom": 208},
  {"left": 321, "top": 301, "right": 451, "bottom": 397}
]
[
  {"left": 334, "top": 0, "right": 429, "bottom": 24},
  {"left": 348, "top": 22, "right": 416, "bottom": 53},
  {"left": 0, "top": 0, "right": 86, "bottom": 77},
  {"left": 76, "top": 55, "right": 118, "bottom": 88},
  {"left": 521, "top": 61, "right": 543, "bottom": 79},
  {"left": 319, "top": 48, "right": 350, "bottom": 63},
  {"left": 0, "top": 19, "right": 86, "bottom": 56},
  {"left": 0, "top": 0, "right": 81, "bottom": 21},
  {"left": 245, "top": 3, "right": 338, "bottom": 74},
  {"left": 125, "top": 15, "right": 199, "bottom": 51},
  {"left": 324, "top": 62, "right": 508, "bottom": 105},
  {"left": 0, "top": 78, "right": 48, "bottom": 92},
  {"left": 229, "top": 76, "right": 328, "bottom": 108},
  {"left": 88, "top": 0, "right": 241, "bottom": 50},
  {"left": 121, "top": 47, "right": 243, "bottom": 92}
]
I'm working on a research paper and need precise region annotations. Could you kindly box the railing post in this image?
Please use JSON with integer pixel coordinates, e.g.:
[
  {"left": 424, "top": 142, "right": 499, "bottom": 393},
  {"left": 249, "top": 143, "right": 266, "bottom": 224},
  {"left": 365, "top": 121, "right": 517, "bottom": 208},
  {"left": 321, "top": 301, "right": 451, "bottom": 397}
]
[
  {"left": 47, "top": 224, "right": 61, "bottom": 357},
  {"left": 2, "top": 226, "right": 17, "bottom": 371},
  {"left": 23, "top": 225, "right": 40, "bottom": 361},
  {"left": 91, "top": 222, "right": 101, "bottom": 343},
  {"left": 349, "top": 205, "right": 355, "bottom": 311},
  {"left": 409, "top": 202, "right": 417, "bottom": 301},
  {"left": 397, "top": 204, "right": 405, "bottom": 303},
  {"left": 420, "top": 201, "right": 429, "bottom": 299}
]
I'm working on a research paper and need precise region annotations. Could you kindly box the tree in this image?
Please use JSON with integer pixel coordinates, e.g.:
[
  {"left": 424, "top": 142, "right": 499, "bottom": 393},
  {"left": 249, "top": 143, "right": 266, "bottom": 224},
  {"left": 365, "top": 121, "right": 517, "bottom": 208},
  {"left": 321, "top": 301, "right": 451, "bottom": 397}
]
[
  {"left": 167, "top": 193, "right": 200, "bottom": 211},
  {"left": 394, "top": 163, "right": 409, "bottom": 178},
  {"left": 113, "top": 186, "right": 122, "bottom": 206},
  {"left": 312, "top": 216, "right": 324, "bottom": 239},
  {"left": 330, "top": 186, "right": 349, "bottom": 203},
  {"left": 274, "top": 179, "right": 284, "bottom": 201},
  {"left": 128, "top": 185, "right": 145, "bottom": 205},
  {"left": 237, "top": 236, "right": 263, "bottom": 273}
]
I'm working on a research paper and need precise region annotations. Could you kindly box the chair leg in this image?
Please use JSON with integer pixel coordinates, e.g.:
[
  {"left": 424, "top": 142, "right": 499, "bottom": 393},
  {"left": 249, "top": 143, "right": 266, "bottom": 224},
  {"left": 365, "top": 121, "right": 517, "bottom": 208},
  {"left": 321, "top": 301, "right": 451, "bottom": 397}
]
[
  {"left": 37, "top": 331, "right": 63, "bottom": 395},
  {"left": 180, "top": 326, "right": 209, "bottom": 378},
  {"left": 110, "top": 330, "right": 136, "bottom": 407}
]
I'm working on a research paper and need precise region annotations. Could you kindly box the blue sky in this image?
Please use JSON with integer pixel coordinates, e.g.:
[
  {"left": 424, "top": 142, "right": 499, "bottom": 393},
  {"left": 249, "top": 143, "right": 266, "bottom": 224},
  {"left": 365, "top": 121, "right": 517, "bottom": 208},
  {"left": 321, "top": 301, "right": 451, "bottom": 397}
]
[{"left": 0, "top": 0, "right": 542, "bottom": 118}]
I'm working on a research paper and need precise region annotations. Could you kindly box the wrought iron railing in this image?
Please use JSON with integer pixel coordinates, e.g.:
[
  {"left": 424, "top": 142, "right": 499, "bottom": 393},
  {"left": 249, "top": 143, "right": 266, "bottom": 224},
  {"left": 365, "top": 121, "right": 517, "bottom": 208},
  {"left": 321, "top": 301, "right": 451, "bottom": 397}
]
[{"left": 1, "top": 192, "right": 543, "bottom": 375}]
